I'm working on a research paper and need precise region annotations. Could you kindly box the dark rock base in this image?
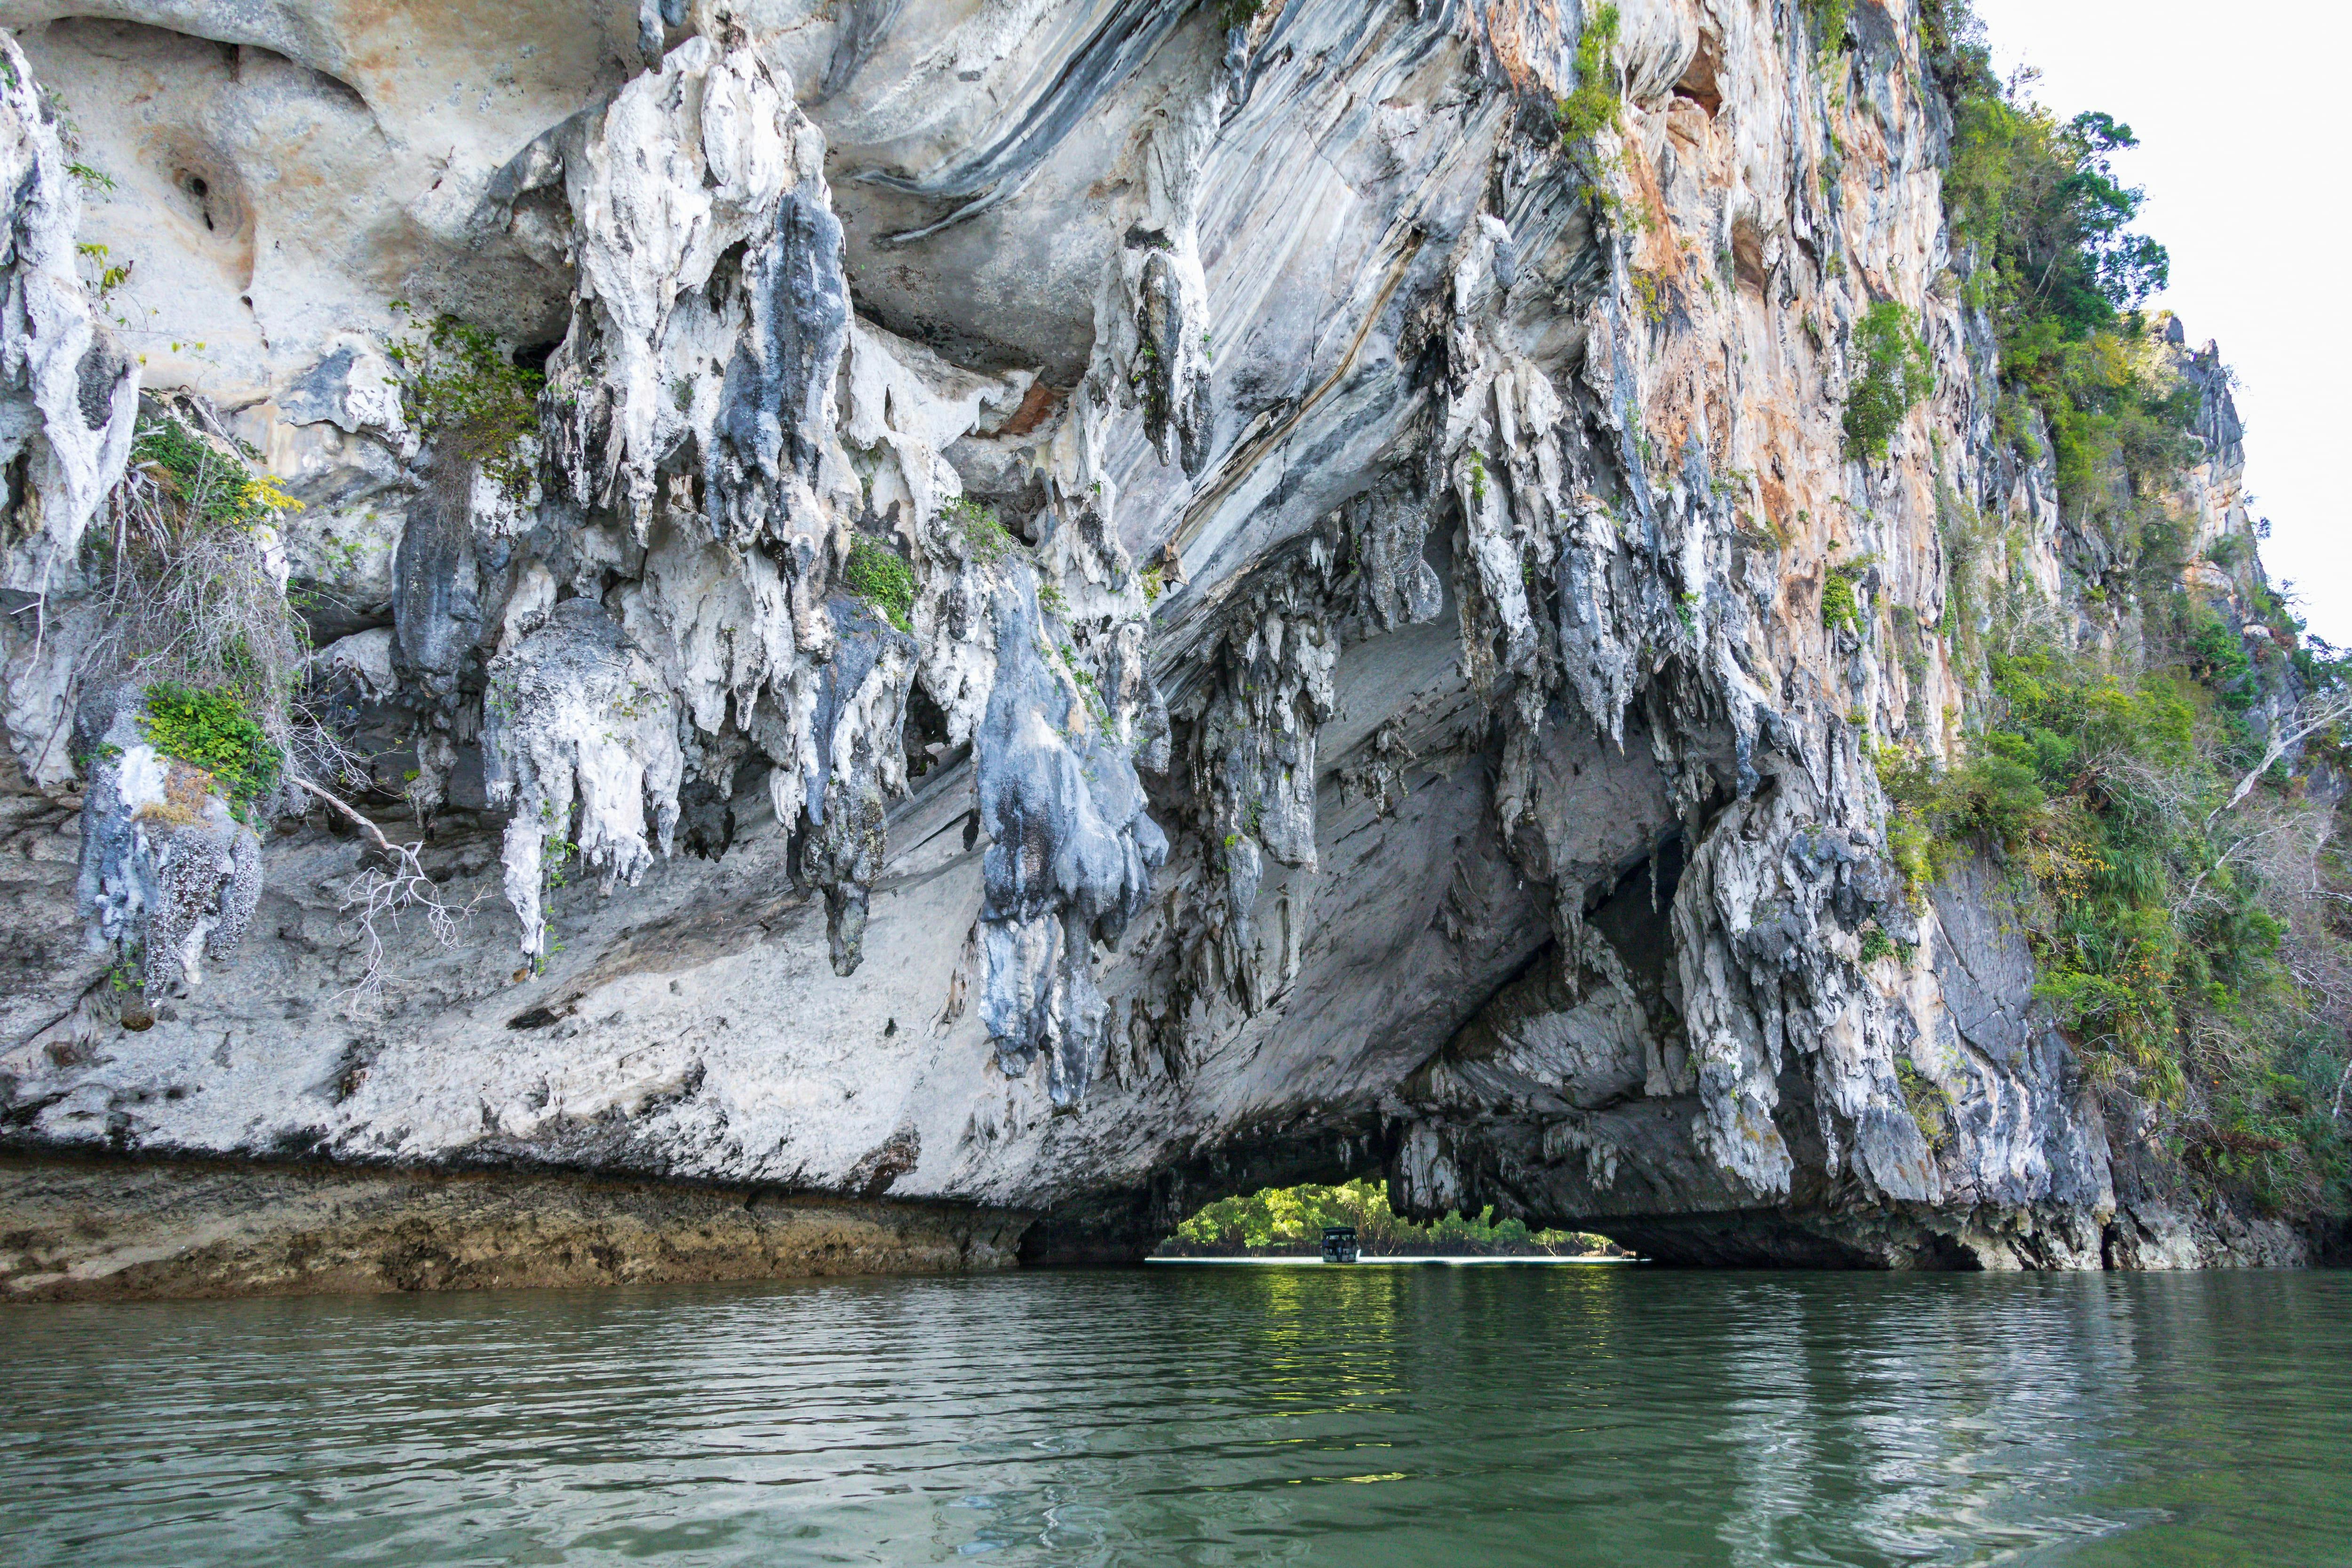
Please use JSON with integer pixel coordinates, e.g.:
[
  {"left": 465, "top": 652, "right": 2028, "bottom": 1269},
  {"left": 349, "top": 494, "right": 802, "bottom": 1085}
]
[{"left": 0, "top": 1154, "right": 1032, "bottom": 1302}]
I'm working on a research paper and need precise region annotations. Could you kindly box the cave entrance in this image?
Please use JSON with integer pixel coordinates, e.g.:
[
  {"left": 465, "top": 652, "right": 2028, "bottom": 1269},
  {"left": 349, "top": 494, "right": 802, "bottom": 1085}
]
[{"left": 1149, "top": 1179, "right": 1622, "bottom": 1260}]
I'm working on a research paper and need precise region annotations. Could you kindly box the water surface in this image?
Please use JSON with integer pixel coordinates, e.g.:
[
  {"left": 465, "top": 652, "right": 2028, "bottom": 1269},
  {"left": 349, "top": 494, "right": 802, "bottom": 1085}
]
[{"left": 3, "top": 1263, "right": 2345, "bottom": 1565}]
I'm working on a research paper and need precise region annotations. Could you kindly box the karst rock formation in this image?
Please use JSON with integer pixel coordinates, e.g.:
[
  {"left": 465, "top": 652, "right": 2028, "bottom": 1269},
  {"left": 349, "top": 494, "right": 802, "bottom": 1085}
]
[{"left": 0, "top": 0, "right": 2331, "bottom": 1297}]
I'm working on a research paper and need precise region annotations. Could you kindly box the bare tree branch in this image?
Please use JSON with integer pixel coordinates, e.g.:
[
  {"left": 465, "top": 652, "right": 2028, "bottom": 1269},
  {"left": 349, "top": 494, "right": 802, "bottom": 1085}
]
[
  {"left": 286, "top": 774, "right": 399, "bottom": 852},
  {"left": 2208, "top": 689, "right": 2352, "bottom": 828},
  {"left": 288, "top": 775, "right": 483, "bottom": 1008}
]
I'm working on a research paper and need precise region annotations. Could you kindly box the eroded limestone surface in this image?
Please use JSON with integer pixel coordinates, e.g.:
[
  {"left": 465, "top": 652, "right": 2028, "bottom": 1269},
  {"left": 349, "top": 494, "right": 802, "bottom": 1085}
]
[
  {"left": 0, "top": 0, "right": 2329, "bottom": 1290},
  {"left": 0, "top": 1154, "right": 1027, "bottom": 1300}
]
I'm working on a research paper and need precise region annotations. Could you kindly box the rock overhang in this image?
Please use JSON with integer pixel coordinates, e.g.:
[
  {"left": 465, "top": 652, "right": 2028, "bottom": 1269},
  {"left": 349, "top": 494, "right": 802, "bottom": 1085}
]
[{"left": 0, "top": 0, "right": 2328, "bottom": 1286}]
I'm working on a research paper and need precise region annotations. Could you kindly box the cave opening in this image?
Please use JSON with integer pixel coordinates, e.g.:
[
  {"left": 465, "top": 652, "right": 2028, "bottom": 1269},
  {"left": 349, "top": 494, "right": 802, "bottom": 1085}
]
[{"left": 1149, "top": 1178, "right": 1625, "bottom": 1261}]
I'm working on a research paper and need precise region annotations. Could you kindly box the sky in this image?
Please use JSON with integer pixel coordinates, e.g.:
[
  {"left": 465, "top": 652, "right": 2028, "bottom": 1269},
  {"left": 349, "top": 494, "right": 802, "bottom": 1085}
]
[{"left": 1968, "top": 0, "right": 2352, "bottom": 643}]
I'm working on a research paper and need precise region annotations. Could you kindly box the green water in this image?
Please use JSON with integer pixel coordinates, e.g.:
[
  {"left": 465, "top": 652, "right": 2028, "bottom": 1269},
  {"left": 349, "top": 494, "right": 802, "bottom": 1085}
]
[{"left": 2, "top": 1264, "right": 2346, "bottom": 1565}]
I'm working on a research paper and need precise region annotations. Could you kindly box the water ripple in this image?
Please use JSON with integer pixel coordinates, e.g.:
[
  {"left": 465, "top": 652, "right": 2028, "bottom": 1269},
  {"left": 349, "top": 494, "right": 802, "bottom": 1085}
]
[{"left": 2, "top": 1267, "right": 2347, "bottom": 1565}]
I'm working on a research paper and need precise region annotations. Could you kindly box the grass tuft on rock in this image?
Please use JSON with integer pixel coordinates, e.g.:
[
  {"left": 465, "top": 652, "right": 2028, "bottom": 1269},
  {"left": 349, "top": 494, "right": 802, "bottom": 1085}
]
[
  {"left": 842, "top": 536, "right": 915, "bottom": 632},
  {"left": 942, "top": 494, "right": 1015, "bottom": 565}
]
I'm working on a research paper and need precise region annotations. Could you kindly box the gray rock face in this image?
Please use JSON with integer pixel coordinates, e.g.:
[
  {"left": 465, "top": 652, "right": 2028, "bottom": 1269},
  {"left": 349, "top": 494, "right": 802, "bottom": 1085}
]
[
  {"left": 974, "top": 573, "right": 1168, "bottom": 1103},
  {"left": 0, "top": 0, "right": 2328, "bottom": 1285},
  {"left": 72, "top": 686, "right": 264, "bottom": 996}
]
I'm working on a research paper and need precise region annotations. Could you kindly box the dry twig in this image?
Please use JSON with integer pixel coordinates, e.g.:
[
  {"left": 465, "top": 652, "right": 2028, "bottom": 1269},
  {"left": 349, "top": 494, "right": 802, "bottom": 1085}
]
[{"left": 286, "top": 776, "right": 484, "bottom": 1007}]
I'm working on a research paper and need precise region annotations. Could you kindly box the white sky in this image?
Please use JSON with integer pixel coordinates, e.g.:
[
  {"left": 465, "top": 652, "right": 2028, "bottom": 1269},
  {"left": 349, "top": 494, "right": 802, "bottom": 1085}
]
[{"left": 1968, "top": 0, "right": 2352, "bottom": 644}]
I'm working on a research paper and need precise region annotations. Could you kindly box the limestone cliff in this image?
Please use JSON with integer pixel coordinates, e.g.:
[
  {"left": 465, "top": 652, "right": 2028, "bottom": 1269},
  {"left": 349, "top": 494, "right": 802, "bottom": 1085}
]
[{"left": 0, "top": 0, "right": 2338, "bottom": 1297}]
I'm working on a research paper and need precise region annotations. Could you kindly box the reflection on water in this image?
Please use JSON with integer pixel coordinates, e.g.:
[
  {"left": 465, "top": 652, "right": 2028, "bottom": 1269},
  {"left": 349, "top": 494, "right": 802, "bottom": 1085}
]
[{"left": 2, "top": 1264, "right": 2345, "bottom": 1565}]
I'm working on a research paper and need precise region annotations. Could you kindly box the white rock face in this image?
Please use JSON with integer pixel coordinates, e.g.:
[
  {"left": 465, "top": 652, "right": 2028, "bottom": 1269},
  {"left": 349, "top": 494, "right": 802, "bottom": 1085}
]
[
  {"left": 71, "top": 688, "right": 262, "bottom": 994},
  {"left": 0, "top": 32, "right": 137, "bottom": 591},
  {"left": 0, "top": 0, "right": 2323, "bottom": 1275},
  {"left": 484, "top": 598, "right": 685, "bottom": 963}
]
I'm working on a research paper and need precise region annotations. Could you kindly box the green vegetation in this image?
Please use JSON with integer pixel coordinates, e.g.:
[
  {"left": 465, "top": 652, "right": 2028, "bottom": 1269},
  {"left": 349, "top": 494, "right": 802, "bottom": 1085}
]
[
  {"left": 1802, "top": 0, "right": 1851, "bottom": 55},
  {"left": 1162, "top": 1178, "right": 1611, "bottom": 1256},
  {"left": 1820, "top": 570, "right": 1858, "bottom": 632},
  {"left": 1857, "top": 925, "right": 1909, "bottom": 966},
  {"left": 384, "top": 304, "right": 545, "bottom": 502},
  {"left": 842, "top": 535, "right": 915, "bottom": 632},
  {"left": 76, "top": 240, "right": 128, "bottom": 298},
  {"left": 1555, "top": 5, "right": 1650, "bottom": 233},
  {"left": 1821, "top": 550, "right": 1875, "bottom": 632},
  {"left": 1852, "top": 2, "right": 2352, "bottom": 1216},
  {"left": 1051, "top": 638, "right": 1112, "bottom": 732},
  {"left": 101, "top": 406, "right": 466, "bottom": 1000},
  {"left": 1842, "top": 302, "right": 1935, "bottom": 460},
  {"left": 130, "top": 415, "right": 300, "bottom": 531},
  {"left": 103, "top": 407, "right": 311, "bottom": 769},
  {"left": 540, "top": 821, "right": 579, "bottom": 892},
  {"left": 1554, "top": 4, "right": 1621, "bottom": 145},
  {"left": 1877, "top": 621, "right": 2352, "bottom": 1210},
  {"left": 1897, "top": 1058, "right": 1954, "bottom": 1151},
  {"left": 1629, "top": 269, "right": 1670, "bottom": 327},
  {"left": 138, "top": 682, "right": 282, "bottom": 815},
  {"left": 1932, "top": 11, "right": 2192, "bottom": 525},
  {"left": 942, "top": 493, "right": 1015, "bottom": 565}
]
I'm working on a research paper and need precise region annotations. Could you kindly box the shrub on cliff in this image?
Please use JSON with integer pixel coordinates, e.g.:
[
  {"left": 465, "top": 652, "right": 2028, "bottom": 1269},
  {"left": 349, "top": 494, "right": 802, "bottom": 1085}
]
[
  {"left": 1904, "top": 3, "right": 2352, "bottom": 1216},
  {"left": 89, "top": 398, "right": 477, "bottom": 1005},
  {"left": 943, "top": 494, "right": 1015, "bottom": 564},
  {"left": 138, "top": 683, "right": 281, "bottom": 819},
  {"left": 1801, "top": 0, "right": 1851, "bottom": 56},
  {"left": 385, "top": 305, "right": 544, "bottom": 502},
  {"left": 1556, "top": 5, "right": 1640, "bottom": 231},
  {"left": 1880, "top": 621, "right": 2352, "bottom": 1210},
  {"left": 842, "top": 536, "right": 916, "bottom": 632},
  {"left": 130, "top": 415, "right": 301, "bottom": 532},
  {"left": 100, "top": 403, "right": 310, "bottom": 778},
  {"left": 1554, "top": 4, "right": 1621, "bottom": 145},
  {"left": 1842, "top": 302, "right": 1935, "bottom": 460}
]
